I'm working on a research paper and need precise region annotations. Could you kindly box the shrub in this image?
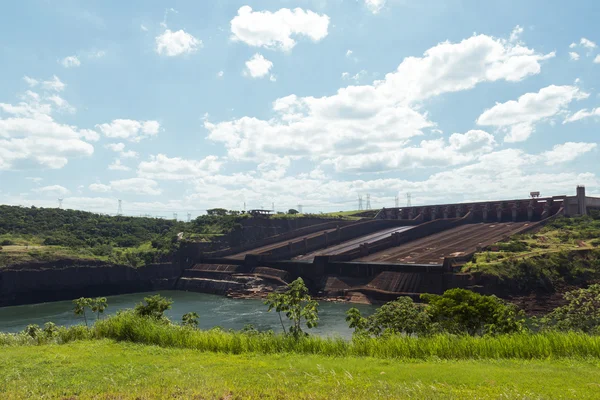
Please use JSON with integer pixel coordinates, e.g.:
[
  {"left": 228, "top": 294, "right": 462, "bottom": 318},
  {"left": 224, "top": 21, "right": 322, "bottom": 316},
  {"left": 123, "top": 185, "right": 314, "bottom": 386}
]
[{"left": 541, "top": 284, "right": 600, "bottom": 333}]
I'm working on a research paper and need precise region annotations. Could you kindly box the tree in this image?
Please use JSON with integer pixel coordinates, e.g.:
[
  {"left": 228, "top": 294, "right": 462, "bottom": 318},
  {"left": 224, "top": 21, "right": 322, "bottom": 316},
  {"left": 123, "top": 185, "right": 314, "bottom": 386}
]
[
  {"left": 346, "top": 297, "right": 431, "bottom": 337},
  {"left": 421, "top": 289, "right": 525, "bottom": 336},
  {"left": 134, "top": 294, "right": 173, "bottom": 321},
  {"left": 182, "top": 312, "right": 199, "bottom": 327},
  {"left": 541, "top": 284, "right": 600, "bottom": 333},
  {"left": 73, "top": 297, "right": 92, "bottom": 327},
  {"left": 91, "top": 297, "right": 108, "bottom": 320},
  {"left": 265, "top": 278, "right": 319, "bottom": 338},
  {"left": 288, "top": 209, "right": 299, "bottom": 215},
  {"left": 206, "top": 208, "right": 228, "bottom": 217}
]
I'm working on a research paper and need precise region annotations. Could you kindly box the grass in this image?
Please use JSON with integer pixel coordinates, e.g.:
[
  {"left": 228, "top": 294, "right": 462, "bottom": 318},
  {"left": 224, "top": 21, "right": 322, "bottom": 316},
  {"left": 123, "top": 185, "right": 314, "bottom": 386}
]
[{"left": 1, "top": 340, "right": 600, "bottom": 399}]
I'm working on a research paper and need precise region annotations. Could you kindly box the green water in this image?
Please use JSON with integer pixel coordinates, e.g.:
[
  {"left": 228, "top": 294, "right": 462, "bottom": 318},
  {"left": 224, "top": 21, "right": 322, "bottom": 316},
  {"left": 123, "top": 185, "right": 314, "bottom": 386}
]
[{"left": 0, "top": 291, "right": 375, "bottom": 338}]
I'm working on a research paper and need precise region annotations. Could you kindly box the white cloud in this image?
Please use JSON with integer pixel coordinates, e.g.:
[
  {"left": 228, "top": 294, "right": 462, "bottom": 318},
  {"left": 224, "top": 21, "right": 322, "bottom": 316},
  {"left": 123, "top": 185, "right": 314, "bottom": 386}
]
[
  {"left": 243, "top": 53, "right": 273, "bottom": 78},
  {"left": 33, "top": 185, "right": 70, "bottom": 197},
  {"left": 476, "top": 85, "right": 588, "bottom": 142},
  {"left": 23, "top": 76, "right": 39, "bottom": 87},
  {"left": 230, "top": 6, "right": 330, "bottom": 51},
  {"left": 594, "top": 55, "right": 600, "bottom": 64},
  {"left": 61, "top": 56, "right": 81, "bottom": 68},
  {"left": 217, "top": 70, "right": 224, "bottom": 78},
  {"left": 140, "top": 24, "right": 148, "bottom": 32},
  {"left": 137, "top": 154, "right": 222, "bottom": 180},
  {"left": 346, "top": 49, "right": 353, "bottom": 57},
  {"left": 509, "top": 25, "right": 523, "bottom": 42},
  {"left": 41, "top": 76, "right": 66, "bottom": 92},
  {"left": 105, "top": 143, "right": 125, "bottom": 152},
  {"left": 26, "top": 177, "right": 43, "bottom": 184},
  {"left": 541, "top": 142, "right": 597, "bottom": 165},
  {"left": 564, "top": 107, "right": 600, "bottom": 123},
  {"left": 364, "top": 0, "right": 386, "bottom": 14},
  {"left": 580, "top": 37, "right": 597, "bottom": 49},
  {"left": 95, "top": 119, "right": 160, "bottom": 142},
  {"left": 341, "top": 70, "right": 367, "bottom": 82},
  {"left": 89, "top": 50, "right": 106, "bottom": 59},
  {"left": 569, "top": 42, "right": 577, "bottom": 49},
  {"left": 110, "top": 178, "right": 161, "bottom": 195},
  {"left": 0, "top": 80, "right": 95, "bottom": 170},
  {"left": 79, "top": 129, "right": 100, "bottom": 142},
  {"left": 257, "top": 156, "right": 290, "bottom": 179},
  {"left": 89, "top": 183, "right": 112, "bottom": 193},
  {"left": 108, "top": 159, "right": 130, "bottom": 171},
  {"left": 47, "top": 95, "right": 76, "bottom": 113},
  {"left": 569, "top": 52, "right": 580, "bottom": 61},
  {"left": 155, "top": 29, "right": 201, "bottom": 56},
  {"left": 207, "top": 32, "right": 554, "bottom": 171}
]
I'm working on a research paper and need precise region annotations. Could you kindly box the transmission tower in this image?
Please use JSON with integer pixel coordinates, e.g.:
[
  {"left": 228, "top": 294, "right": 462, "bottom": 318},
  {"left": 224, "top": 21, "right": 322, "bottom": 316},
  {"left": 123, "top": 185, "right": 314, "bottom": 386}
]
[
  {"left": 358, "top": 195, "right": 363, "bottom": 211},
  {"left": 243, "top": 202, "right": 246, "bottom": 211},
  {"left": 272, "top": 202, "right": 275, "bottom": 212},
  {"left": 58, "top": 198, "right": 63, "bottom": 209},
  {"left": 406, "top": 193, "right": 412, "bottom": 207},
  {"left": 394, "top": 195, "right": 399, "bottom": 208},
  {"left": 173, "top": 212, "right": 177, "bottom": 221},
  {"left": 117, "top": 199, "right": 123, "bottom": 216},
  {"left": 186, "top": 212, "right": 192, "bottom": 223},
  {"left": 366, "top": 194, "right": 371, "bottom": 210},
  {"left": 297, "top": 204, "right": 303, "bottom": 213}
]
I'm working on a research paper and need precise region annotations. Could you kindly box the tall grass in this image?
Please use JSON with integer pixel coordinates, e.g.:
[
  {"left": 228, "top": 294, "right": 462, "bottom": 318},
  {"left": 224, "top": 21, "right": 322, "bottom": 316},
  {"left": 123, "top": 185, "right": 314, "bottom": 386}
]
[
  {"left": 93, "top": 312, "right": 600, "bottom": 359},
  {"left": 4, "top": 312, "right": 600, "bottom": 359}
]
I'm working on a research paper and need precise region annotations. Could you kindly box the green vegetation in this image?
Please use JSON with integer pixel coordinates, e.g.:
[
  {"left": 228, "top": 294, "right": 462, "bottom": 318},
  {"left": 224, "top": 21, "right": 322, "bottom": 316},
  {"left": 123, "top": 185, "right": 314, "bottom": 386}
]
[
  {"left": 464, "top": 214, "right": 600, "bottom": 293},
  {"left": 265, "top": 277, "right": 319, "bottom": 337},
  {"left": 3, "top": 341, "right": 600, "bottom": 399}
]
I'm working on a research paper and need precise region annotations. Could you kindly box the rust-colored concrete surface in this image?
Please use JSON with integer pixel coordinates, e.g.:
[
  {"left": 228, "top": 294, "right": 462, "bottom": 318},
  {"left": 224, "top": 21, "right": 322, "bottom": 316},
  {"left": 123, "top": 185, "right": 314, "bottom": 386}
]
[{"left": 357, "top": 222, "right": 531, "bottom": 264}]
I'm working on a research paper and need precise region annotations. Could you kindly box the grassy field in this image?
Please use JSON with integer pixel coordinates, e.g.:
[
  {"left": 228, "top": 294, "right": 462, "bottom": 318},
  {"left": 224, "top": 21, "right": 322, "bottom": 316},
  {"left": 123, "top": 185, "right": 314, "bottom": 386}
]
[{"left": 1, "top": 340, "right": 600, "bottom": 399}]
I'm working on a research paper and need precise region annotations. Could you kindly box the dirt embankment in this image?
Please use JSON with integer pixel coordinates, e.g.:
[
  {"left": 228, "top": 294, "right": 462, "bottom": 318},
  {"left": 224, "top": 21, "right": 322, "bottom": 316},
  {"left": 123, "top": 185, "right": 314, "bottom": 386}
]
[{"left": 0, "top": 260, "right": 183, "bottom": 307}]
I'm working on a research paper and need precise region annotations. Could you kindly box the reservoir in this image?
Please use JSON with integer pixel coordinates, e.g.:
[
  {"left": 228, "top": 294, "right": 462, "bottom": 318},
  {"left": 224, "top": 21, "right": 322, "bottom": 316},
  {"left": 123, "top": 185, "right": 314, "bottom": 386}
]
[{"left": 0, "top": 291, "right": 375, "bottom": 338}]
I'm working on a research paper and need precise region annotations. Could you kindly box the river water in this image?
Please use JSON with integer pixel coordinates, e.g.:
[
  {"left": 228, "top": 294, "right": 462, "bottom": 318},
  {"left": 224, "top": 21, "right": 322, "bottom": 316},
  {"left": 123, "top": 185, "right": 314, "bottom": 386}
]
[{"left": 0, "top": 291, "right": 375, "bottom": 338}]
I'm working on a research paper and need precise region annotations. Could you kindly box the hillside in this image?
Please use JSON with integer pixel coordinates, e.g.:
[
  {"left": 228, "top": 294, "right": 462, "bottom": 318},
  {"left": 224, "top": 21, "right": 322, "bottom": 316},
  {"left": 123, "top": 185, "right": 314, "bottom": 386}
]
[{"left": 463, "top": 214, "right": 600, "bottom": 294}]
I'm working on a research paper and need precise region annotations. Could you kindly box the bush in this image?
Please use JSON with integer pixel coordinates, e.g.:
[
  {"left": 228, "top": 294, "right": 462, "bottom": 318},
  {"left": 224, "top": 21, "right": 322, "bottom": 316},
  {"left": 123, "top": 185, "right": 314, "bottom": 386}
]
[
  {"left": 541, "top": 284, "right": 600, "bottom": 333},
  {"left": 421, "top": 289, "right": 526, "bottom": 335}
]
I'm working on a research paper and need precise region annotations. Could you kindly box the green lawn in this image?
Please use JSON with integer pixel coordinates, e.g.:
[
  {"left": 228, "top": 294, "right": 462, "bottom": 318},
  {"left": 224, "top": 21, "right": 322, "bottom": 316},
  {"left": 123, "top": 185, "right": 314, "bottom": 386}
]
[{"left": 1, "top": 340, "right": 600, "bottom": 399}]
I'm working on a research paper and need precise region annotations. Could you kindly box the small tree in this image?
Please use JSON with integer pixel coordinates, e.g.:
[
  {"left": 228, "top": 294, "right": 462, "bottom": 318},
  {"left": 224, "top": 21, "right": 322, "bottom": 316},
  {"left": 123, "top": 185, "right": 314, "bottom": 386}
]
[
  {"left": 91, "top": 297, "right": 108, "bottom": 320},
  {"left": 346, "top": 297, "right": 431, "bottom": 337},
  {"left": 134, "top": 294, "right": 173, "bottom": 321},
  {"left": 182, "top": 312, "right": 199, "bottom": 327},
  {"left": 541, "top": 284, "right": 600, "bottom": 333},
  {"left": 73, "top": 297, "right": 92, "bottom": 327},
  {"left": 265, "top": 278, "right": 319, "bottom": 338},
  {"left": 288, "top": 209, "right": 299, "bottom": 215},
  {"left": 421, "top": 289, "right": 525, "bottom": 336}
]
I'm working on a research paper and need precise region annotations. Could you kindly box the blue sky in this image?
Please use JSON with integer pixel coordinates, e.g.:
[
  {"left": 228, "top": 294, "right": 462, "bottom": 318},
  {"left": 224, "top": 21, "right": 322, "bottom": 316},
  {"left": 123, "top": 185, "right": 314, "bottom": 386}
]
[{"left": 0, "top": 0, "right": 599, "bottom": 217}]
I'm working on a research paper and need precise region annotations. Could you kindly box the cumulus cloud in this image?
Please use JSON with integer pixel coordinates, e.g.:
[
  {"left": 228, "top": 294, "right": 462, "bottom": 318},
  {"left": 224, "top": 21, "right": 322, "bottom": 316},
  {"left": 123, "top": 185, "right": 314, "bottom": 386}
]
[
  {"left": 0, "top": 79, "right": 95, "bottom": 170},
  {"left": 476, "top": 85, "right": 588, "bottom": 142},
  {"left": 108, "top": 159, "right": 130, "bottom": 171},
  {"left": 137, "top": 154, "right": 222, "bottom": 180},
  {"left": 594, "top": 55, "right": 600, "bottom": 64},
  {"left": 95, "top": 119, "right": 160, "bottom": 142},
  {"left": 243, "top": 53, "right": 273, "bottom": 78},
  {"left": 89, "top": 183, "right": 112, "bottom": 193},
  {"left": 580, "top": 37, "right": 597, "bottom": 50},
  {"left": 230, "top": 6, "right": 329, "bottom": 51},
  {"left": 155, "top": 29, "right": 201, "bottom": 56},
  {"left": 41, "top": 76, "right": 66, "bottom": 92},
  {"left": 569, "top": 52, "right": 580, "bottom": 61},
  {"left": 105, "top": 142, "right": 138, "bottom": 158},
  {"left": 33, "top": 185, "right": 70, "bottom": 196},
  {"left": 541, "top": 142, "right": 597, "bottom": 165},
  {"left": 564, "top": 107, "right": 600, "bottom": 123},
  {"left": 110, "top": 178, "right": 161, "bottom": 195},
  {"left": 206, "top": 32, "right": 554, "bottom": 171},
  {"left": 364, "top": 0, "right": 386, "bottom": 14},
  {"left": 61, "top": 56, "right": 81, "bottom": 68},
  {"left": 509, "top": 25, "right": 524, "bottom": 42}
]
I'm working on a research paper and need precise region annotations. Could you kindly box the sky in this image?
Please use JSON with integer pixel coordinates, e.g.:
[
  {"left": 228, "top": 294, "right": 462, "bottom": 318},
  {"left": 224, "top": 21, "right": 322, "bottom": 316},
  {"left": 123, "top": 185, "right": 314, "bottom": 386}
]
[{"left": 0, "top": 0, "right": 599, "bottom": 218}]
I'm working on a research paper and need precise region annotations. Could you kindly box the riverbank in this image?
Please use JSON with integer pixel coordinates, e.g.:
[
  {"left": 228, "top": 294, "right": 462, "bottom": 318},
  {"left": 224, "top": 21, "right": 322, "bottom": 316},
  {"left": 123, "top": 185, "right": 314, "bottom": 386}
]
[{"left": 2, "top": 340, "right": 599, "bottom": 399}]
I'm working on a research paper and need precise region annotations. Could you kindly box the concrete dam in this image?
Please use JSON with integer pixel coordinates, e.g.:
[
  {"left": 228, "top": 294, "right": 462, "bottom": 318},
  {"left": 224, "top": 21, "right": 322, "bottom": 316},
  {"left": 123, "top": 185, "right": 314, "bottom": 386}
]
[{"left": 178, "top": 186, "right": 600, "bottom": 302}]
